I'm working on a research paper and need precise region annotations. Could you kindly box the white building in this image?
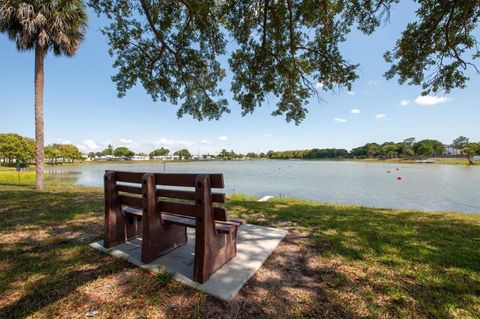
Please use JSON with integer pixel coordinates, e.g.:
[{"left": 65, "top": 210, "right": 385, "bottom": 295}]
[
  {"left": 132, "top": 155, "right": 150, "bottom": 161},
  {"left": 443, "top": 145, "right": 462, "bottom": 156},
  {"left": 95, "top": 155, "right": 118, "bottom": 161},
  {"left": 153, "top": 155, "right": 180, "bottom": 161}
]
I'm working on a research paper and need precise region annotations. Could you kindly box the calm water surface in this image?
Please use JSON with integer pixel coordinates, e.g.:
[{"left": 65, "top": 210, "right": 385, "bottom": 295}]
[{"left": 48, "top": 160, "right": 480, "bottom": 213}]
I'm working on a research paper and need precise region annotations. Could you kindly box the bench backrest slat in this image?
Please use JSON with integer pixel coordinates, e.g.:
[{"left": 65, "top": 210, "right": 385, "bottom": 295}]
[
  {"left": 119, "top": 194, "right": 143, "bottom": 208},
  {"left": 158, "top": 201, "right": 197, "bottom": 217},
  {"left": 157, "top": 189, "right": 225, "bottom": 203},
  {"left": 115, "top": 171, "right": 144, "bottom": 183},
  {"left": 117, "top": 184, "right": 142, "bottom": 195},
  {"left": 108, "top": 171, "right": 226, "bottom": 215},
  {"left": 154, "top": 173, "right": 224, "bottom": 188}
]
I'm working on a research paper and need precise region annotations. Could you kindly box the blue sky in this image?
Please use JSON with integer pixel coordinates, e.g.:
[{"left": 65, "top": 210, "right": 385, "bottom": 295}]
[{"left": 1, "top": 2, "right": 479, "bottom": 155}]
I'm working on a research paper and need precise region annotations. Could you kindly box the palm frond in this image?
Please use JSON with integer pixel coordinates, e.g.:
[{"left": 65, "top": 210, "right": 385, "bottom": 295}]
[{"left": 0, "top": 0, "right": 88, "bottom": 56}]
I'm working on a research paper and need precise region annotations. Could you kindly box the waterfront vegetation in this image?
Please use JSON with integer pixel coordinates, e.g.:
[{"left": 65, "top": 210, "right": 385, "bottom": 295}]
[
  {"left": 2, "top": 133, "right": 480, "bottom": 167},
  {"left": 1, "top": 174, "right": 479, "bottom": 318}
]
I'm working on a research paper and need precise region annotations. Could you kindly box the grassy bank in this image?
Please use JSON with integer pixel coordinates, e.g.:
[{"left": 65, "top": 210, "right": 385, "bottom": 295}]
[
  {"left": 0, "top": 180, "right": 479, "bottom": 318},
  {"left": 0, "top": 170, "right": 41, "bottom": 184}
]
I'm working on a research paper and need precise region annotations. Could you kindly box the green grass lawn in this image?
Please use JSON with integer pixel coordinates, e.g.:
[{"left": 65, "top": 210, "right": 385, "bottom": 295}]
[{"left": 0, "top": 176, "right": 479, "bottom": 318}]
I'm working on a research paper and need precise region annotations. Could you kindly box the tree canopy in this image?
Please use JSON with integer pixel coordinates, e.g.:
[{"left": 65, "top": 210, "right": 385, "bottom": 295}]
[
  {"left": 45, "top": 143, "right": 83, "bottom": 162},
  {"left": 150, "top": 147, "right": 170, "bottom": 158},
  {"left": 0, "top": 133, "right": 35, "bottom": 165},
  {"left": 0, "top": 0, "right": 88, "bottom": 56},
  {"left": 413, "top": 139, "right": 445, "bottom": 157},
  {"left": 113, "top": 146, "right": 134, "bottom": 159},
  {"left": 101, "top": 144, "right": 113, "bottom": 156},
  {"left": 89, "top": 0, "right": 480, "bottom": 124},
  {"left": 173, "top": 148, "right": 192, "bottom": 159}
]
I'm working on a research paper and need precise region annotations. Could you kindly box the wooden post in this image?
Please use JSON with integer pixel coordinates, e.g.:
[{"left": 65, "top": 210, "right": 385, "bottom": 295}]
[
  {"left": 104, "top": 170, "right": 126, "bottom": 248},
  {"left": 141, "top": 173, "right": 187, "bottom": 263},
  {"left": 194, "top": 175, "right": 237, "bottom": 283}
]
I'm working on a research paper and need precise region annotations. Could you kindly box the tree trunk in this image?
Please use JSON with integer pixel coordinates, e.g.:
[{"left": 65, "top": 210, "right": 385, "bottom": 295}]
[
  {"left": 467, "top": 155, "right": 474, "bottom": 165},
  {"left": 35, "top": 45, "right": 45, "bottom": 190}
]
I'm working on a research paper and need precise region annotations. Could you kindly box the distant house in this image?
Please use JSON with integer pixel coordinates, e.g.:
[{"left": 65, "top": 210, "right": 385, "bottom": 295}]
[
  {"left": 95, "top": 155, "right": 122, "bottom": 161},
  {"left": 132, "top": 155, "right": 150, "bottom": 161},
  {"left": 153, "top": 155, "right": 180, "bottom": 161},
  {"left": 81, "top": 154, "right": 90, "bottom": 161},
  {"left": 443, "top": 145, "right": 462, "bottom": 156}
]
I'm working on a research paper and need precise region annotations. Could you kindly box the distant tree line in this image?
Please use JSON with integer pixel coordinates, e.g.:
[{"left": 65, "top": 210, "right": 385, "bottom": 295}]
[
  {"left": 3, "top": 134, "right": 480, "bottom": 165},
  {"left": 260, "top": 137, "right": 480, "bottom": 162}
]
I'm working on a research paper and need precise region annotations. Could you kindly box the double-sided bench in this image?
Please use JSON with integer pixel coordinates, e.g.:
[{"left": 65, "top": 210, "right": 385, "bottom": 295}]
[{"left": 104, "top": 170, "right": 244, "bottom": 283}]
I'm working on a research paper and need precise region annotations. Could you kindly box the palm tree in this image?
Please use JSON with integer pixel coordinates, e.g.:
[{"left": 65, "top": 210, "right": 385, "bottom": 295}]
[{"left": 0, "top": 0, "right": 87, "bottom": 190}]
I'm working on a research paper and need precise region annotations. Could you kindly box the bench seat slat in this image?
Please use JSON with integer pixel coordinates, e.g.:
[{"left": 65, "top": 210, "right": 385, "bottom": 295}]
[
  {"left": 123, "top": 207, "right": 143, "bottom": 216},
  {"left": 162, "top": 213, "right": 234, "bottom": 234},
  {"left": 122, "top": 209, "right": 236, "bottom": 235}
]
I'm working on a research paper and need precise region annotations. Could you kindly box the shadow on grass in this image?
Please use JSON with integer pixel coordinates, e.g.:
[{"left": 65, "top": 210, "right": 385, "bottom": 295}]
[
  {"left": 222, "top": 199, "right": 480, "bottom": 318},
  {"left": 0, "top": 240, "right": 130, "bottom": 318},
  {"left": 1, "top": 185, "right": 479, "bottom": 318},
  {"left": 0, "top": 185, "right": 130, "bottom": 318}
]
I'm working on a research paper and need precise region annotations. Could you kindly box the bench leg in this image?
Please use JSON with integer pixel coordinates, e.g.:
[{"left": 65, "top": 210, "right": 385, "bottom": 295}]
[
  {"left": 194, "top": 175, "right": 238, "bottom": 283},
  {"left": 141, "top": 173, "right": 187, "bottom": 264},
  {"left": 104, "top": 171, "right": 129, "bottom": 248},
  {"left": 194, "top": 228, "right": 237, "bottom": 283}
]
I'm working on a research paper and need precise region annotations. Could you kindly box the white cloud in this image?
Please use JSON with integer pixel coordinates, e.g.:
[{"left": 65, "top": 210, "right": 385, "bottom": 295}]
[
  {"left": 347, "top": 91, "right": 355, "bottom": 96},
  {"left": 58, "top": 138, "right": 72, "bottom": 145},
  {"left": 76, "top": 144, "right": 87, "bottom": 152},
  {"left": 334, "top": 117, "right": 347, "bottom": 123},
  {"left": 82, "top": 139, "right": 99, "bottom": 150},
  {"left": 368, "top": 80, "right": 378, "bottom": 86},
  {"left": 414, "top": 95, "right": 452, "bottom": 106},
  {"left": 350, "top": 108, "right": 361, "bottom": 115},
  {"left": 151, "top": 138, "right": 194, "bottom": 147},
  {"left": 400, "top": 99, "right": 411, "bottom": 106},
  {"left": 201, "top": 139, "right": 212, "bottom": 144},
  {"left": 96, "top": 138, "right": 196, "bottom": 153},
  {"left": 315, "top": 82, "right": 324, "bottom": 89},
  {"left": 218, "top": 136, "right": 229, "bottom": 141},
  {"left": 119, "top": 138, "right": 133, "bottom": 144},
  {"left": 375, "top": 113, "right": 387, "bottom": 119},
  {"left": 263, "top": 133, "right": 272, "bottom": 138}
]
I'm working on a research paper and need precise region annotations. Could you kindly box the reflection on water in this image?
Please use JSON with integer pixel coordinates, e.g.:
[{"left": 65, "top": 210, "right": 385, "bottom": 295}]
[
  {"left": 46, "top": 171, "right": 82, "bottom": 185},
  {"left": 47, "top": 160, "right": 480, "bottom": 214}
]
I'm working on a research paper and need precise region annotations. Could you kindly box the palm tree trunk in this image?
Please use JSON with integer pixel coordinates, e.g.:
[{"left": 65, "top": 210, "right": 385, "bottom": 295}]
[{"left": 34, "top": 45, "right": 45, "bottom": 190}]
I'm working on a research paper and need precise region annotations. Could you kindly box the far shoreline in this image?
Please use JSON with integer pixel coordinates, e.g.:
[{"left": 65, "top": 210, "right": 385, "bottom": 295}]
[{"left": 45, "top": 157, "right": 478, "bottom": 167}]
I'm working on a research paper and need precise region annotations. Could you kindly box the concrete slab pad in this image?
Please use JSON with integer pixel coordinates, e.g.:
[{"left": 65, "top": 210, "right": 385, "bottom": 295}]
[{"left": 89, "top": 224, "right": 287, "bottom": 302}]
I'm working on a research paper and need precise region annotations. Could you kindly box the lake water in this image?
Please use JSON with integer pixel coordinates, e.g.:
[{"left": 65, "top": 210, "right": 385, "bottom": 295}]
[{"left": 47, "top": 160, "right": 480, "bottom": 214}]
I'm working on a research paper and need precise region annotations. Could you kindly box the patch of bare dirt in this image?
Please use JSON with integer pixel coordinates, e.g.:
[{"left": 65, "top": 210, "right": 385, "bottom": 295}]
[{"left": 201, "top": 232, "right": 360, "bottom": 319}]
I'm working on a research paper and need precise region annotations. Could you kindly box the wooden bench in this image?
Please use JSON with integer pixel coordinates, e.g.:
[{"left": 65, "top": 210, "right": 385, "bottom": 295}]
[{"left": 104, "top": 170, "right": 245, "bottom": 283}]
